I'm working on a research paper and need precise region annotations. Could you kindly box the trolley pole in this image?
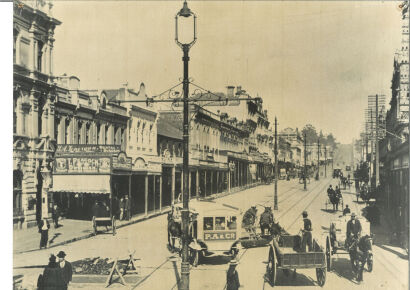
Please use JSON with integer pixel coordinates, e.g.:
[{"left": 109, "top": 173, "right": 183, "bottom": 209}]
[
  {"left": 325, "top": 146, "right": 327, "bottom": 178},
  {"left": 274, "top": 117, "right": 278, "bottom": 210},
  {"left": 375, "top": 94, "right": 380, "bottom": 187},
  {"left": 317, "top": 138, "right": 320, "bottom": 180},
  {"left": 303, "top": 133, "right": 307, "bottom": 190}
]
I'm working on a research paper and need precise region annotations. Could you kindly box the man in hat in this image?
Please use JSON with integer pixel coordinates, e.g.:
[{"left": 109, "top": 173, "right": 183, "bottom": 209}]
[
  {"left": 301, "top": 211, "right": 313, "bottom": 252},
  {"left": 242, "top": 206, "right": 258, "bottom": 235},
  {"left": 57, "top": 251, "right": 72, "bottom": 290},
  {"left": 226, "top": 259, "right": 240, "bottom": 290},
  {"left": 38, "top": 217, "right": 50, "bottom": 249},
  {"left": 346, "top": 213, "right": 362, "bottom": 248},
  {"left": 343, "top": 204, "right": 351, "bottom": 216},
  {"left": 260, "top": 207, "right": 274, "bottom": 236}
]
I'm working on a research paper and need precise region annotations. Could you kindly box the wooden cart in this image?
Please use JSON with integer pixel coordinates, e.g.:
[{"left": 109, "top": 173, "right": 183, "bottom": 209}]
[
  {"left": 326, "top": 214, "right": 372, "bottom": 272},
  {"left": 267, "top": 234, "right": 327, "bottom": 287},
  {"left": 92, "top": 202, "right": 116, "bottom": 236}
]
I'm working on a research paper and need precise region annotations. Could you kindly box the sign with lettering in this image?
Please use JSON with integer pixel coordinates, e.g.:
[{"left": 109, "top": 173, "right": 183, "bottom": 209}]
[
  {"left": 54, "top": 157, "right": 111, "bottom": 174},
  {"left": 112, "top": 152, "right": 132, "bottom": 170},
  {"left": 204, "top": 232, "right": 237, "bottom": 241},
  {"left": 56, "top": 144, "right": 121, "bottom": 156}
]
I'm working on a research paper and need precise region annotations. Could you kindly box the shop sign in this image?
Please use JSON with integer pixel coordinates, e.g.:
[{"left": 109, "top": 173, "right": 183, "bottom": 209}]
[
  {"left": 133, "top": 157, "right": 147, "bottom": 170},
  {"left": 56, "top": 144, "right": 121, "bottom": 155},
  {"left": 54, "top": 157, "right": 111, "bottom": 174},
  {"left": 204, "top": 231, "right": 236, "bottom": 240},
  {"left": 112, "top": 152, "right": 132, "bottom": 170}
]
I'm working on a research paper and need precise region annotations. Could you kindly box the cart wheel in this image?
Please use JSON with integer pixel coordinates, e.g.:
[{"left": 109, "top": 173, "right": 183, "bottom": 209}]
[
  {"left": 316, "top": 267, "right": 326, "bottom": 287},
  {"left": 367, "top": 256, "right": 373, "bottom": 272},
  {"left": 267, "top": 246, "right": 277, "bottom": 286},
  {"left": 189, "top": 248, "right": 199, "bottom": 267},
  {"left": 92, "top": 216, "right": 97, "bottom": 236},
  {"left": 326, "top": 236, "right": 332, "bottom": 271},
  {"left": 112, "top": 217, "right": 116, "bottom": 236}
]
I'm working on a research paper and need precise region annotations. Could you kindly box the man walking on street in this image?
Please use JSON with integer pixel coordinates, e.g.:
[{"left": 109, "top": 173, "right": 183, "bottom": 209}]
[
  {"left": 38, "top": 218, "right": 50, "bottom": 249},
  {"left": 343, "top": 204, "right": 351, "bottom": 216},
  {"left": 301, "top": 211, "right": 313, "bottom": 252},
  {"left": 57, "top": 251, "right": 72, "bottom": 290}
]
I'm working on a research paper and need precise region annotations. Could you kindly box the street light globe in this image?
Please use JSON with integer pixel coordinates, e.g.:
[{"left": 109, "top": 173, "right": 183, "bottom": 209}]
[{"left": 175, "top": 1, "right": 197, "bottom": 48}]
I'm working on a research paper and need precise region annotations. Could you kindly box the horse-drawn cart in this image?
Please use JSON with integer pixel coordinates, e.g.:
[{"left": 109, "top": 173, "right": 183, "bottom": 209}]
[
  {"left": 92, "top": 202, "right": 116, "bottom": 236},
  {"left": 267, "top": 234, "right": 327, "bottom": 287},
  {"left": 325, "top": 195, "right": 343, "bottom": 211},
  {"left": 325, "top": 214, "right": 373, "bottom": 280},
  {"left": 167, "top": 200, "right": 242, "bottom": 266}
]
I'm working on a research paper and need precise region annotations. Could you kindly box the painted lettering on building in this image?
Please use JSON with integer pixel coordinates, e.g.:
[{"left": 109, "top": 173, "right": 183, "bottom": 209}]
[{"left": 204, "top": 232, "right": 236, "bottom": 241}]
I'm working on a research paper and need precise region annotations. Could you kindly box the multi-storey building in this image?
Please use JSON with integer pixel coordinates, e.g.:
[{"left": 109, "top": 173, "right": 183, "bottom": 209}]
[
  {"left": 379, "top": 0, "right": 409, "bottom": 243},
  {"left": 280, "top": 127, "right": 303, "bottom": 167},
  {"left": 13, "top": 0, "right": 61, "bottom": 228}
]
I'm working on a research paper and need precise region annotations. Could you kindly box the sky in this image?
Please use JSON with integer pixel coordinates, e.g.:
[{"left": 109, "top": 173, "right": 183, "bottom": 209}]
[{"left": 51, "top": 1, "right": 404, "bottom": 144}]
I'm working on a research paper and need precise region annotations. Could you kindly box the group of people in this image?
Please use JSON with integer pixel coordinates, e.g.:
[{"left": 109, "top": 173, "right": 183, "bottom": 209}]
[
  {"left": 327, "top": 185, "right": 343, "bottom": 211},
  {"left": 242, "top": 205, "right": 275, "bottom": 236},
  {"left": 37, "top": 251, "right": 73, "bottom": 290}
]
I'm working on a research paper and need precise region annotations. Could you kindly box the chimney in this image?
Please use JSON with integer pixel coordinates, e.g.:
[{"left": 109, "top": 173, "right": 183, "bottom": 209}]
[
  {"left": 236, "top": 86, "right": 242, "bottom": 95},
  {"left": 227, "top": 86, "right": 235, "bottom": 98},
  {"left": 139, "top": 82, "right": 146, "bottom": 97}
]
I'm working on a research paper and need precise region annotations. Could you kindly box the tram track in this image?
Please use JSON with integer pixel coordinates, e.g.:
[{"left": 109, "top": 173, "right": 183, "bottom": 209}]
[
  {"left": 145, "top": 180, "right": 331, "bottom": 290},
  {"left": 348, "top": 192, "right": 406, "bottom": 285}
]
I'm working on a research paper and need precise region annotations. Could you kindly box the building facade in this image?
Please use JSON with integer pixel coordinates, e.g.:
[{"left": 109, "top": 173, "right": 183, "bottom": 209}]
[
  {"left": 379, "top": 0, "right": 409, "bottom": 244},
  {"left": 13, "top": 0, "right": 61, "bottom": 228}
]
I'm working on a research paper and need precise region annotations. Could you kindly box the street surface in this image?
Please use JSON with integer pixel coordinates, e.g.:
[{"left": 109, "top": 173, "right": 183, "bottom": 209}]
[{"left": 14, "top": 177, "right": 408, "bottom": 289}]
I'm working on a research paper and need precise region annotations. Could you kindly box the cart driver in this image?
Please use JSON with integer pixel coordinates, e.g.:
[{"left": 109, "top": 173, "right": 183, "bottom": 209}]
[
  {"left": 301, "top": 211, "right": 313, "bottom": 252},
  {"left": 242, "top": 206, "right": 258, "bottom": 235},
  {"left": 346, "top": 212, "right": 362, "bottom": 248}
]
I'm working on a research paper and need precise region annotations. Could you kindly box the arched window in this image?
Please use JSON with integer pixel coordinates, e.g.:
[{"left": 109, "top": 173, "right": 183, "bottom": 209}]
[{"left": 13, "top": 170, "right": 23, "bottom": 214}]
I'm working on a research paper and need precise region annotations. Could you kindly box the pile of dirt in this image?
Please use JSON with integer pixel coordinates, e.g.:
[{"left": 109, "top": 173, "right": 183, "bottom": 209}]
[{"left": 72, "top": 257, "right": 115, "bottom": 275}]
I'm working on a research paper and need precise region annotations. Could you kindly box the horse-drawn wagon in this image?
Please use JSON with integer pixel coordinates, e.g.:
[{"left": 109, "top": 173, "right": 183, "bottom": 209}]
[
  {"left": 325, "top": 214, "right": 373, "bottom": 281},
  {"left": 167, "top": 200, "right": 242, "bottom": 266},
  {"left": 266, "top": 233, "right": 327, "bottom": 287}
]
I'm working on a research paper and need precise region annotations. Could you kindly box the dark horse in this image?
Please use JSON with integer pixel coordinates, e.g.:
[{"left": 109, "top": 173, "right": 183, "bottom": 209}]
[
  {"left": 167, "top": 213, "right": 182, "bottom": 252},
  {"left": 348, "top": 235, "right": 373, "bottom": 282}
]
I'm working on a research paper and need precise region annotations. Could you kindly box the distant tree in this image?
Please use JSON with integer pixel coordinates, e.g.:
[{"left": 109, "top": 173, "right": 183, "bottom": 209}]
[
  {"left": 318, "top": 130, "right": 326, "bottom": 145},
  {"left": 325, "top": 133, "right": 337, "bottom": 150},
  {"left": 301, "top": 124, "right": 318, "bottom": 144}
]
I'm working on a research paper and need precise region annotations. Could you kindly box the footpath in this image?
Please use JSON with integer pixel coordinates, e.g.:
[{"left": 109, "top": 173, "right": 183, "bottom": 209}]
[{"left": 13, "top": 182, "right": 261, "bottom": 254}]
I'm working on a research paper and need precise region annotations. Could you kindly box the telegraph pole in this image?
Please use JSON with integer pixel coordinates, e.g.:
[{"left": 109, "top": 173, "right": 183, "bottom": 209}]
[
  {"left": 317, "top": 139, "right": 320, "bottom": 180},
  {"left": 274, "top": 117, "right": 278, "bottom": 210},
  {"left": 324, "top": 146, "right": 327, "bottom": 178},
  {"left": 375, "top": 94, "right": 380, "bottom": 186},
  {"left": 303, "top": 133, "right": 307, "bottom": 190}
]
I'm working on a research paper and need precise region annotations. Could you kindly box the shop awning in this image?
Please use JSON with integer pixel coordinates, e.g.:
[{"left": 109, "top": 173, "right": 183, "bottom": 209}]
[{"left": 52, "top": 175, "right": 111, "bottom": 194}]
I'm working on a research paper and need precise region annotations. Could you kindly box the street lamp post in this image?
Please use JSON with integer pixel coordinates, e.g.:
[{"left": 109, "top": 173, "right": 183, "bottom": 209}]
[
  {"left": 175, "top": 2, "right": 196, "bottom": 289},
  {"left": 317, "top": 139, "right": 320, "bottom": 180},
  {"left": 303, "top": 133, "right": 307, "bottom": 190},
  {"left": 274, "top": 117, "right": 278, "bottom": 210}
]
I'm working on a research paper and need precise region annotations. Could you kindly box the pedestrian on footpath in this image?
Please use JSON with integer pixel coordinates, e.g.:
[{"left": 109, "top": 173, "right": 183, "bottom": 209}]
[
  {"left": 38, "top": 254, "right": 65, "bottom": 290},
  {"left": 51, "top": 205, "right": 60, "bottom": 229},
  {"left": 119, "top": 197, "right": 125, "bottom": 220},
  {"left": 57, "top": 251, "right": 72, "bottom": 290},
  {"left": 38, "top": 218, "right": 50, "bottom": 249},
  {"left": 124, "top": 195, "right": 129, "bottom": 220},
  {"left": 226, "top": 259, "right": 241, "bottom": 290}
]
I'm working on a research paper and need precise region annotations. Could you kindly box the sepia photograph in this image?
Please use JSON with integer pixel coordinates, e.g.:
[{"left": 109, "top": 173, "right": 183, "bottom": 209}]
[{"left": 10, "top": 0, "right": 410, "bottom": 289}]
